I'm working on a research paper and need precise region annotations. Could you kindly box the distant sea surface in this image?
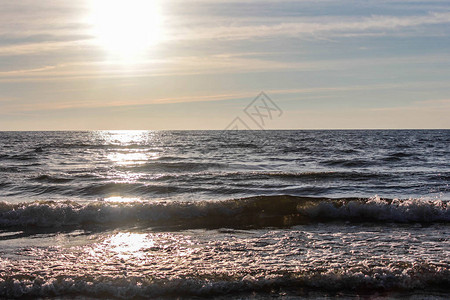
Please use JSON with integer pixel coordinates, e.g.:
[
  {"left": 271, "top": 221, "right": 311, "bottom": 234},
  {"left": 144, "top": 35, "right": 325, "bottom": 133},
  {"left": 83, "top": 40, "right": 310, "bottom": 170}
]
[{"left": 0, "top": 130, "right": 449, "bottom": 298}]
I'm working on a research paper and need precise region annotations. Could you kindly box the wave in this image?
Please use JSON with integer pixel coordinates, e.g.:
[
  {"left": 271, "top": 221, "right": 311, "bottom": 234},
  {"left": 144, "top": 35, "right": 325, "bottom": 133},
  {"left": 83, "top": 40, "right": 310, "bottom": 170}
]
[
  {"left": 33, "top": 174, "right": 73, "bottom": 183},
  {"left": 0, "top": 196, "right": 448, "bottom": 230},
  {"left": 320, "top": 159, "right": 376, "bottom": 168},
  {"left": 52, "top": 143, "right": 154, "bottom": 150},
  {"left": 96, "top": 170, "right": 390, "bottom": 182},
  {"left": 1, "top": 263, "right": 448, "bottom": 298},
  {"left": 120, "top": 161, "right": 225, "bottom": 172},
  {"left": 387, "top": 152, "right": 414, "bottom": 158},
  {"left": 75, "top": 182, "right": 183, "bottom": 196},
  {"left": 211, "top": 170, "right": 390, "bottom": 181},
  {"left": 0, "top": 148, "right": 45, "bottom": 161},
  {"left": 0, "top": 166, "right": 20, "bottom": 173}
]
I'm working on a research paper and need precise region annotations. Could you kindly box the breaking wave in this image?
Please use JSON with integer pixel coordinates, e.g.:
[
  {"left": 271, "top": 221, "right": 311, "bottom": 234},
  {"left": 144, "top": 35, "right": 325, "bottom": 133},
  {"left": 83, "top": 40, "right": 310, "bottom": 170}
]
[
  {"left": 1, "top": 262, "right": 449, "bottom": 298},
  {"left": 0, "top": 195, "right": 448, "bottom": 230}
]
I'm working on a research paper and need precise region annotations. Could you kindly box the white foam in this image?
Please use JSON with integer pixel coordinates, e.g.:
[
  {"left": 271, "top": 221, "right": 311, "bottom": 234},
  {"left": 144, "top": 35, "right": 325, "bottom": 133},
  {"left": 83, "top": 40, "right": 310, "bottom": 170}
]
[
  {"left": 0, "top": 195, "right": 448, "bottom": 229},
  {"left": 303, "top": 195, "right": 450, "bottom": 223},
  {"left": 0, "top": 266, "right": 448, "bottom": 298}
]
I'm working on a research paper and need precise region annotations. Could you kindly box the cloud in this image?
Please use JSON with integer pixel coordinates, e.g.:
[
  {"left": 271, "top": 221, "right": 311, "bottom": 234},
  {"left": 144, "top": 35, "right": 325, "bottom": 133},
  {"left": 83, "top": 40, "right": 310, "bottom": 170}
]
[
  {"left": 0, "top": 54, "right": 321, "bottom": 82},
  {"left": 3, "top": 81, "right": 449, "bottom": 114},
  {"left": 2, "top": 1, "right": 449, "bottom": 58},
  {"left": 173, "top": 12, "right": 450, "bottom": 41},
  {"left": 0, "top": 34, "right": 92, "bottom": 47},
  {"left": 415, "top": 98, "right": 450, "bottom": 106},
  {"left": 0, "top": 92, "right": 250, "bottom": 113},
  {"left": 2, "top": 51, "right": 450, "bottom": 83},
  {"left": 368, "top": 98, "right": 450, "bottom": 112},
  {"left": 0, "top": 40, "right": 93, "bottom": 57}
]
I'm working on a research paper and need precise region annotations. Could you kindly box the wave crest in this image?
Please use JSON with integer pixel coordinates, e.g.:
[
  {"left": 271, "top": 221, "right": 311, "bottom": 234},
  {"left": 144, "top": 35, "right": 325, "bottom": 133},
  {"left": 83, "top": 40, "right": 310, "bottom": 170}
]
[
  {"left": 1, "top": 262, "right": 449, "bottom": 298},
  {"left": 0, "top": 195, "right": 448, "bottom": 230}
]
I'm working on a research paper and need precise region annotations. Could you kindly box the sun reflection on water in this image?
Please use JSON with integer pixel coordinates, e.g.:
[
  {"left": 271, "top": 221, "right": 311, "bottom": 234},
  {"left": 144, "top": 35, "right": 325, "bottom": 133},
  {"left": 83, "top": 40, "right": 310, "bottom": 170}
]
[
  {"left": 94, "top": 130, "right": 161, "bottom": 166},
  {"left": 104, "top": 196, "right": 142, "bottom": 203},
  {"left": 105, "top": 233, "right": 154, "bottom": 259},
  {"left": 99, "top": 130, "right": 150, "bottom": 145},
  {"left": 87, "top": 232, "right": 197, "bottom": 263},
  {"left": 107, "top": 152, "right": 148, "bottom": 165}
]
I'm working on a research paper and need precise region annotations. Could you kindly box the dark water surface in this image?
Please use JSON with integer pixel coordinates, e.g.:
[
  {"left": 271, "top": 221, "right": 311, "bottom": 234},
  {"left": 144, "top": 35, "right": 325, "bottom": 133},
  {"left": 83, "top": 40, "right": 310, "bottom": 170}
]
[{"left": 0, "top": 130, "right": 449, "bottom": 298}]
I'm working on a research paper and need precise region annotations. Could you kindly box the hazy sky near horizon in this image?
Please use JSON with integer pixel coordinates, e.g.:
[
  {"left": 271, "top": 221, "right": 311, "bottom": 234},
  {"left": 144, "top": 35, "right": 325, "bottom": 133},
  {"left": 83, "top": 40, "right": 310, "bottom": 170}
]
[{"left": 0, "top": 0, "right": 449, "bottom": 130}]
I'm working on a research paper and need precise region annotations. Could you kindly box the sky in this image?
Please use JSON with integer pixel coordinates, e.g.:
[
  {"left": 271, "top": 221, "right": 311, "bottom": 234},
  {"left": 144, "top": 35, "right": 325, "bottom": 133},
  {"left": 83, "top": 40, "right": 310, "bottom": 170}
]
[{"left": 0, "top": 0, "right": 449, "bottom": 130}]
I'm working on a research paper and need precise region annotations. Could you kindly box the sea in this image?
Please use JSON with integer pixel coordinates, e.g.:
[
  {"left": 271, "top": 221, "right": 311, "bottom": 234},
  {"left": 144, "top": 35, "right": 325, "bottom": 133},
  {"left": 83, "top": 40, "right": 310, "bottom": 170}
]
[{"left": 0, "top": 130, "right": 448, "bottom": 299}]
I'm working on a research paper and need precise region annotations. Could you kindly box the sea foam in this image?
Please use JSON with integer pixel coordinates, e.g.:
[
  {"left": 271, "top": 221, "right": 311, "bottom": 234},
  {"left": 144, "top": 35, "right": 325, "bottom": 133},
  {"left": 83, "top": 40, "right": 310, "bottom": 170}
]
[{"left": 0, "top": 195, "right": 448, "bottom": 230}]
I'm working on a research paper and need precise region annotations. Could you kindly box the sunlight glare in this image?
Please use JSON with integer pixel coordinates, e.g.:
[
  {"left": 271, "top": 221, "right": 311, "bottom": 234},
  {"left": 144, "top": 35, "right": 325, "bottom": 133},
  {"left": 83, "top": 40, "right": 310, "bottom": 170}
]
[
  {"left": 106, "top": 233, "right": 154, "bottom": 259},
  {"left": 107, "top": 152, "right": 148, "bottom": 165},
  {"left": 89, "top": 0, "right": 164, "bottom": 60},
  {"left": 104, "top": 196, "right": 142, "bottom": 203},
  {"left": 101, "top": 130, "right": 148, "bottom": 145}
]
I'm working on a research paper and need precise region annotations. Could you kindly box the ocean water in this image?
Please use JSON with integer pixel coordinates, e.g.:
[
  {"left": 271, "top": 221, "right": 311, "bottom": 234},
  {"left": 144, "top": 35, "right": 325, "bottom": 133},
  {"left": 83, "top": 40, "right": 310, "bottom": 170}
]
[{"left": 0, "top": 130, "right": 449, "bottom": 299}]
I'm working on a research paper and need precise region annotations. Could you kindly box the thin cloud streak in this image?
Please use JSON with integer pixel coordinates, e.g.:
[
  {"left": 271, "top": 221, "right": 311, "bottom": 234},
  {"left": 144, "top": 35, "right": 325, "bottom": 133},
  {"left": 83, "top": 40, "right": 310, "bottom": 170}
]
[
  {"left": 1, "top": 53, "right": 450, "bottom": 82},
  {"left": 1, "top": 11, "right": 449, "bottom": 57},
  {"left": 2, "top": 81, "right": 449, "bottom": 114},
  {"left": 172, "top": 12, "right": 450, "bottom": 41},
  {"left": 0, "top": 40, "right": 93, "bottom": 56}
]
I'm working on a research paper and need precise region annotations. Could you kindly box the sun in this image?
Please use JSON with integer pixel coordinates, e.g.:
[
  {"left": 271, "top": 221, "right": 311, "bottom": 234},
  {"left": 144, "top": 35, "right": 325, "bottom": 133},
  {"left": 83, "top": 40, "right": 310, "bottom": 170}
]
[{"left": 89, "top": 0, "right": 164, "bottom": 60}]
